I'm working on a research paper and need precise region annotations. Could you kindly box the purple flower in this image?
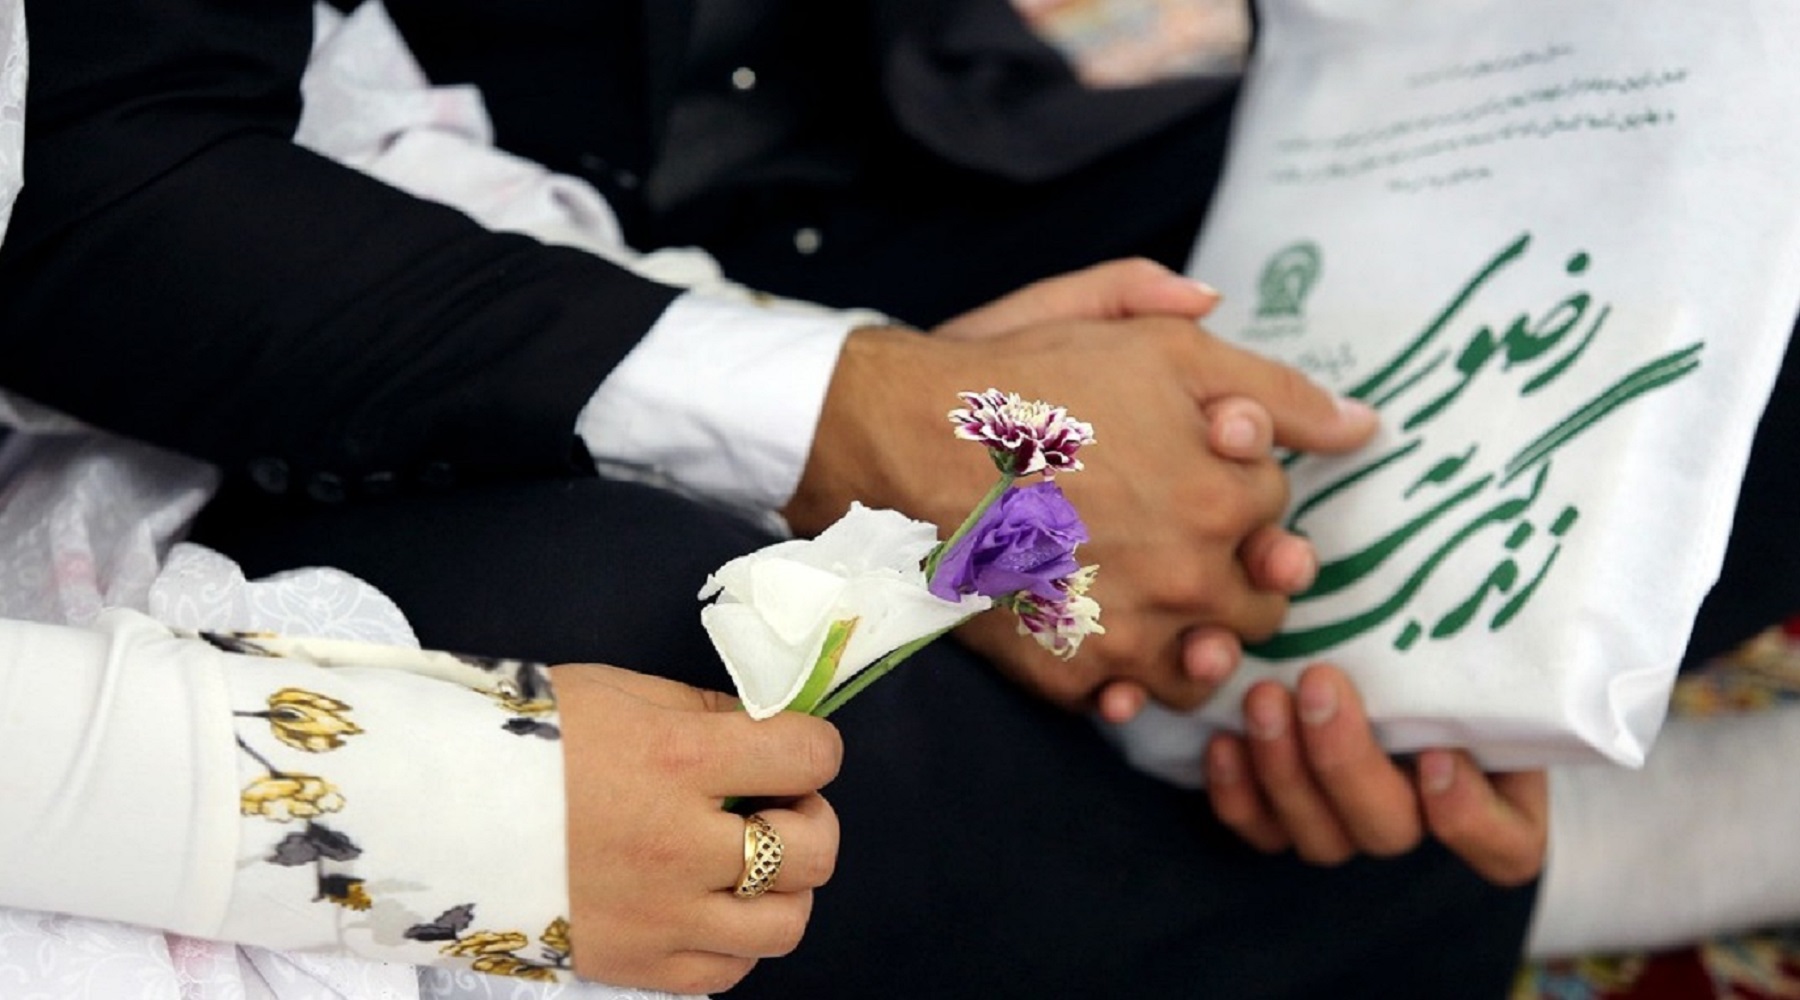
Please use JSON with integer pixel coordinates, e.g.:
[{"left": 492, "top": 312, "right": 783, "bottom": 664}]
[
  {"left": 949, "top": 389, "right": 1094, "bottom": 478},
  {"left": 929, "top": 482, "right": 1088, "bottom": 602}
]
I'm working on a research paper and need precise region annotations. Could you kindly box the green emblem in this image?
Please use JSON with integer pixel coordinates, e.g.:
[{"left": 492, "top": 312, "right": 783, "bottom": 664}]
[{"left": 1256, "top": 241, "right": 1323, "bottom": 318}]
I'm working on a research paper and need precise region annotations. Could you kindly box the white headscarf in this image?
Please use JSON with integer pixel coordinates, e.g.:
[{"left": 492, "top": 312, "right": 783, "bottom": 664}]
[{"left": 0, "top": 0, "right": 23, "bottom": 245}]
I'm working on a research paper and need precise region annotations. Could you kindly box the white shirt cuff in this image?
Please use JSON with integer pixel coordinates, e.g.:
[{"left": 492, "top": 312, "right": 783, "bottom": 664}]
[{"left": 576, "top": 289, "right": 876, "bottom": 516}]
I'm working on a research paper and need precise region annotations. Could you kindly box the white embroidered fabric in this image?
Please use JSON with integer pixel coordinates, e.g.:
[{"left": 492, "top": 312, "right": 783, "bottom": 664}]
[
  {"left": 0, "top": 9, "right": 690, "bottom": 1000},
  {"left": 0, "top": 0, "right": 21, "bottom": 242}
]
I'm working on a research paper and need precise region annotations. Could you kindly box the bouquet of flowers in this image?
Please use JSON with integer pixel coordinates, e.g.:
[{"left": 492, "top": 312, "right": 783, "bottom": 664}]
[{"left": 699, "top": 390, "right": 1104, "bottom": 720}]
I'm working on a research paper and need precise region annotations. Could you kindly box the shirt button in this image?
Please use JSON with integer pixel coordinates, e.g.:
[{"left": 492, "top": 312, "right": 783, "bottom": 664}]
[
  {"left": 247, "top": 457, "right": 290, "bottom": 495},
  {"left": 306, "top": 472, "right": 347, "bottom": 504},
  {"left": 417, "top": 460, "right": 456, "bottom": 490},
  {"left": 577, "top": 152, "right": 607, "bottom": 173},
  {"left": 613, "top": 169, "right": 640, "bottom": 190},
  {"left": 793, "top": 227, "right": 823, "bottom": 255},
  {"left": 359, "top": 470, "right": 399, "bottom": 498},
  {"left": 730, "top": 66, "right": 758, "bottom": 91}
]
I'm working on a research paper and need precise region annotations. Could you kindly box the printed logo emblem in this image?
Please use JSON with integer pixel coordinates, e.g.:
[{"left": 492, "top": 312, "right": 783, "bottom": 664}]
[{"left": 1256, "top": 241, "right": 1323, "bottom": 318}]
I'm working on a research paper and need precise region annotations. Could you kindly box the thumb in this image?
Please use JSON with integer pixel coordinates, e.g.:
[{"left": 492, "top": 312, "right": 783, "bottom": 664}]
[{"left": 936, "top": 258, "right": 1220, "bottom": 340}]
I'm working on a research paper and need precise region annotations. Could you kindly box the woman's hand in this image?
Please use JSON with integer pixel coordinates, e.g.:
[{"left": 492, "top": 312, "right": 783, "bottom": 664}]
[
  {"left": 1205, "top": 662, "right": 1548, "bottom": 886},
  {"left": 552, "top": 664, "right": 844, "bottom": 994}
]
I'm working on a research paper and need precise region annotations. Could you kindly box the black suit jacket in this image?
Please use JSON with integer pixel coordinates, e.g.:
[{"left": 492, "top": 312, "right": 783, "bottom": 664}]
[
  {"left": 0, "top": 0, "right": 689, "bottom": 505},
  {"left": 0, "top": 0, "right": 1234, "bottom": 507}
]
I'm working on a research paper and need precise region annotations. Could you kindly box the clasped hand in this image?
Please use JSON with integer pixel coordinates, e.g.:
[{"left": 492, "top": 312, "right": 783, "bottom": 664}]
[
  {"left": 785, "top": 258, "right": 1547, "bottom": 888},
  {"left": 785, "top": 258, "right": 1378, "bottom": 713}
]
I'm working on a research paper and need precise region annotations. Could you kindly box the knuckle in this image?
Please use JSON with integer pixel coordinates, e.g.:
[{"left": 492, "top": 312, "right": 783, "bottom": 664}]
[
  {"left": 1138, "top": 557, "right": 1215, "bottom": 611},
  {"left": 1030, "top": 652, "right": 1106, "bottom": 705},
  {"left": 1488, "top": 855, "right": 1545, "bottom": 888},
  {"left": 768, "top": 900, "right": 812, "bottom": 956},
  {"left": 1427, "top": 809, "right": 1481, "bottom": 849},
  {"left": 649, "top": 724, "right": 714, "bottom": 781},
  {"left": 1148, "top": 675, "right": 1209, "bottom": 713},
  {"left": 1298, "top": 839, "right": 1355, "bottom": 867},
  {"left": 1363, "top": 826, "right": 1424, "bottom": 858},
  {"left": 1221, "top": 593, "right": 1286, "bottom": 643},
  {"left": 1249, "top": 464, "right": 1292, "bottom": 519},
  {"left": 621, "top": 833, "right": 684, "bottom": 874},
  {"left": 1208, "top": 790, "right": 1259, "bottom": 832},
  {"left": 796, "top": 723, "right": 845, "bottom": 784},
  {"left": 1191, "top": 481, "right": 1256, "bottom": 533},
  {"left": 1267, "top": 358, "right": 1324, "bottom": 412},
  {"left": 1111, "top": 256, "right": 1168, "bottom": 284},
  {"left": 684, "top": 958, "right": 757, "bottom": 996}
]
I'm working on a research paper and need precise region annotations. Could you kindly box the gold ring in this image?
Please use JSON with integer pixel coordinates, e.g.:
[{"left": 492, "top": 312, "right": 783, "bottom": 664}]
[{"left": 734, "top": 813, "right": 784, "bottom": 899}]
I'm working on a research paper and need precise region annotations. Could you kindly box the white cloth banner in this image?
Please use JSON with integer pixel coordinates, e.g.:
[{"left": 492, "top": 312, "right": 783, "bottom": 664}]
[{"left": 1117, "top": 0, "right": 1800, "bottom": 779}]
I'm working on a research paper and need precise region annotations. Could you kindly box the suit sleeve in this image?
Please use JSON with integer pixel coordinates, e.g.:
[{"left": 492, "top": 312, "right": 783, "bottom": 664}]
[{"left": 0, "top": 0, "right": 680, "bottom": 498}]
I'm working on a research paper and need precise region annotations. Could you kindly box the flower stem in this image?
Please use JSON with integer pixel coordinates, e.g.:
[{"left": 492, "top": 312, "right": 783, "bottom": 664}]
[
  {"left": 923, "top": 474, "right": 1015, "bottom": 583},
  {"left": 787, "top": 618, "right": 858, "bottom": 715},
  {"left": 812, "top": 620, "right": 969, "bottom": 719}
]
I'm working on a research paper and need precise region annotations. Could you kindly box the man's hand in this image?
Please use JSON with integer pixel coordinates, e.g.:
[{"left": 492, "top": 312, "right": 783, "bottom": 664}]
[
  {"left": 782, "top": 260, "right": 1376, "bottom": 713},
  {"left": 554, "top": 665, "right": 844, "bottom": 993},
  {"left": 1205, "top": 662, "right": 1548, "bottom": 886}
]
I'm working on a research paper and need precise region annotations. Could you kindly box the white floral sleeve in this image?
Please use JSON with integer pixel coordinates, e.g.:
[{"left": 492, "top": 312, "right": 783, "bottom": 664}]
[{"left": 0, "top": 608, "right": 577, "bottom": 985}]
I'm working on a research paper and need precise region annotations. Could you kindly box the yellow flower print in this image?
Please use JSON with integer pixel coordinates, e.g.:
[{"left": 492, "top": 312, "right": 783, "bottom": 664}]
[
  {"left": 240, "top": 775, "right": 346, "bottom": 822},
  {"left": 540, "top": 917, "right": 571, "bottom": 956},
  {"left": 470, "top": 955, "right": 559, "bottom": 983},
  {"left": 323, "top": 877, "right": 373, "bottom": 911},
  {"left": 488, "top": 689, "right": 556, "bottom": 716},
  {"left": 264, "top": 688, "right": 363, "bottom": 752},
  {"left": 443, "top": 931, "right": 530, "bottom": 957}
]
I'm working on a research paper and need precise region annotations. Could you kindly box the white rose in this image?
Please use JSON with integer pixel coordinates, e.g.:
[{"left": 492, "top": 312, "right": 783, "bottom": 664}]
[{"left": 699, "top": 503, "right": 990, "bottom": 719}]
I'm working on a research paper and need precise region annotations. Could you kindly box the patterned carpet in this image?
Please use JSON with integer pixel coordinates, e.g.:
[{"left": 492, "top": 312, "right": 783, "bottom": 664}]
[{"left": 1512, "top": 621, "right": 1800, "bottom": 1000}]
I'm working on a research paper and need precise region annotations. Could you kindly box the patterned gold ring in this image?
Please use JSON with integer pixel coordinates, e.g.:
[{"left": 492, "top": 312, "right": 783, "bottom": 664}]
[{"left": 734, "top": 813, "right": 784, "bottom": 899}]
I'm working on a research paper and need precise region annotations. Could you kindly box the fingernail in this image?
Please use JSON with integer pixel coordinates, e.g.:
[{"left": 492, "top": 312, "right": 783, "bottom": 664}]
[
  {"left": 1101, "top": 686, "right": 1144, "bottom": 724},
  {"left": 1337, "top": 396, "right": 1378, "bottom": 422},
  {"left": 1208, "top": 742, "right": 1242, "bottom": 785},
  {"left": 1188, "top": 641, "right": 1235, "bottom": 684},
  {"left": 1297, "top": 679, "right": 1337, "bottom": 727},
  {"left": 1420, "top": 753, "right": 1455, "bottom": 795},
  {"left": 1189, "top": 278, "right": 1221, "bottom": 298},
  {"left": 1287, "top": 545, "right": 1318, "bottom": 594},
  {"left": 1246, "top": 699, "right": 1286, "bottom": 741},
  {"left": 1218, "top": 414, "right": 1257, "bottom": 452}
]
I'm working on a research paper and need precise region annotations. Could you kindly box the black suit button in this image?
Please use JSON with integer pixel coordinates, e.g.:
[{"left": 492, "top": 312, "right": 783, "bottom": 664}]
[
  {"left": 306, "top": 472, "right": 348, "bottom": 504},
  {"left": 247, "top": 457, "right": 290, "bottom": 495},
  {"left": 359, "top": 470, "right": 399, "bottom": 498},
  {"left": 417, "top": 460, "right": 456, "bottom": 490}
]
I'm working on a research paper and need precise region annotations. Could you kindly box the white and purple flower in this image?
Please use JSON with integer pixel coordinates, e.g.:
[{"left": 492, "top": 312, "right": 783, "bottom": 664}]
[
  {"left": 1006, "top": 564, "right": 1105, "bottom": 660},
  {"left": 702, "top": 390, "right": 1103, "bottom": 720},
  {"left": 949, "top": 388, "right": 1095, "bottom": 478}
]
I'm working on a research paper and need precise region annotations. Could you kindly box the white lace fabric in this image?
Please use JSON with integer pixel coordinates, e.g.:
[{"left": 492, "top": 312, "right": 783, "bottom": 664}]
[{"left": 0, "top": 0, "right": 23, "bottom": 243}]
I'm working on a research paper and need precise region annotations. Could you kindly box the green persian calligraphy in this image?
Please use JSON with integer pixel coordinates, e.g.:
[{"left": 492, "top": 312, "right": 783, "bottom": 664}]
[{"left": 1250, "top": 231, "right": 1703, "bottom": 660}]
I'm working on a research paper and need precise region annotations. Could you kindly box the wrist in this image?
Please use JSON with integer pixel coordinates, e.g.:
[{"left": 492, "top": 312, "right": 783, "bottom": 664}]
[{"left": 780, "top": 325, "right": 992, "bottom": 538}]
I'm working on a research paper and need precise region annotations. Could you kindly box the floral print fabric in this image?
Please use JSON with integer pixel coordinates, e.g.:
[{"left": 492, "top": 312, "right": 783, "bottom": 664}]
[{"left": 199, "top": 624, "right": 578, "bottom": 984}]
